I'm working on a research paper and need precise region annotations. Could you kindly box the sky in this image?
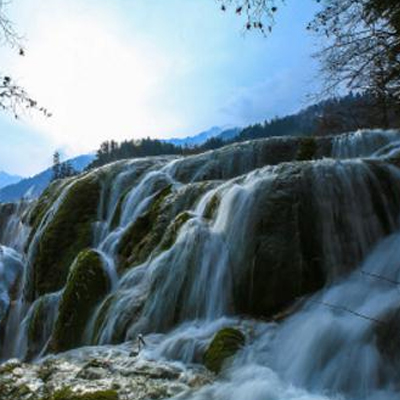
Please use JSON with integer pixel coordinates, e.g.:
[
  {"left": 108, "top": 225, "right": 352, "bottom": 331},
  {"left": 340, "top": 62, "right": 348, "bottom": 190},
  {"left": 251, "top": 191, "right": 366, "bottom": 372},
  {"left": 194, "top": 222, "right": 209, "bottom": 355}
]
[{"left": 0, "top": 0, "right": 320, "bottom": 176}]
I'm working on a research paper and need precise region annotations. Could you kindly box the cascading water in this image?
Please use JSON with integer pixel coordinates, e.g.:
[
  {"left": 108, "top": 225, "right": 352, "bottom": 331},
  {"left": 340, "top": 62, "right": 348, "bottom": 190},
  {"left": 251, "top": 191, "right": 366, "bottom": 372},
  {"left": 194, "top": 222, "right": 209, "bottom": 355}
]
[
  {"left": 0, "top": 247, "right": 24, "bottom": 331},
  {"left": 92, "top": 167, "right": 273, "bottom": 343},
  {"left": 168, "top": 229, "right": 400, "bottom": 400},
  {"left": 0, "top": 202, "right": 30, "bottom": 253},
  {"left": 1, "top": 130, "right": 400, "bottom": 400},
  {"left": 310, "top": 159, "right": 400, "bottom": 278},
  {"left": 332, "top": 129, "right": 400, "bottom": 159}
]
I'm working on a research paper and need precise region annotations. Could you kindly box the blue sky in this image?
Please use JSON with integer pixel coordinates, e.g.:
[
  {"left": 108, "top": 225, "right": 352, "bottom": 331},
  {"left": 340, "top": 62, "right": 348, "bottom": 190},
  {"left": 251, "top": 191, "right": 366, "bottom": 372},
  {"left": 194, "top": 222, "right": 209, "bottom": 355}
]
[{"left": 0, "top": 0, "right": 320, "bottom": 176}]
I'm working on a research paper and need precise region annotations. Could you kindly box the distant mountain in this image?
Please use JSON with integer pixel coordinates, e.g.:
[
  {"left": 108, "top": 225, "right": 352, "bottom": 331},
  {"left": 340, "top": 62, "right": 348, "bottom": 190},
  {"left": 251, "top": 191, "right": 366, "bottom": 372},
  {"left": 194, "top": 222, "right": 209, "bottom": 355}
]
[
  {"left": 0, "top": 154, "right": 95, "bottom": 203},
  {"left": 0, "top": 172, "right": 23, "bottom": 190},
  {"left": 216, "top": 127, "right": 242, "bottom": 142},
  {"left": 164, "top": 127, "right": 228, "bottom": 147}
]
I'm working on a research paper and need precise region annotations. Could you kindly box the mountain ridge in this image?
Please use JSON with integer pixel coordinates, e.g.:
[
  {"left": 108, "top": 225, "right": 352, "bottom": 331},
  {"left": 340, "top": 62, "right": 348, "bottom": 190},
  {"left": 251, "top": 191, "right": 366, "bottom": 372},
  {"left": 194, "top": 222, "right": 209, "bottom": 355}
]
[
  {"left": 0, "top": 171, "right": 23, "bottom": 190},
  {"left": 163, "top": 126, "right": 241, "bottom": 147},
  {"left": 0, "top": 154, "right": 95, "bottom": 203}
]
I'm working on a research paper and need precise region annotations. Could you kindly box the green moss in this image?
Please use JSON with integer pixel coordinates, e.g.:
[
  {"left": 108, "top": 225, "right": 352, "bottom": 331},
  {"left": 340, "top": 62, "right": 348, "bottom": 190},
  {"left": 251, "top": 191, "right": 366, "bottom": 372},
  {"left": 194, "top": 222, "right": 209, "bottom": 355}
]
[
  {"left": 117, "top": 185, "right": 172, "bottom": 272},
  {"left": 49, "top": 249, "right": 110, "bottom": 353},
  {"left": 0, "top": 360, "right": 21, "bottom": 374},
  {"left": 26, "top": 296, "right": 48, "bottom": 360},
  {"left": 44, "top": 387, "right": 118, "bottom": 400},
  {"left": 110, "top": 188, "right": 132, "bottom": 230},
  {"left": 296, "top": 137, "right": 317, "bottom": 161},
  {"left": 90, "top": 294, "right": 115, "bottom": 344},
  {"left": 26, "top": 180, "right": 70, "bottom": 249},
  {"left": 203, "top": 193, "right": 220, "bottom": 220},
  {"left": 32, "top": 175, "right": 101, "bottom": 297},
  {"left": 91, "top": 291, "right": 145, "bottom": 345},
  {"left": 110, "top": 197, "right": 124, "bottom": 230},
  {"left": 203, "top": 327, "right": 245, "bottom": 373},
  {"left": 28, "top": 298, "right": 45, "bottom": 343},
  {"left": 159, "top": 211, "right": 192, "bottom": 252},
  {"left": 0, "top": 203, "right": 17, "bottom": 232}
]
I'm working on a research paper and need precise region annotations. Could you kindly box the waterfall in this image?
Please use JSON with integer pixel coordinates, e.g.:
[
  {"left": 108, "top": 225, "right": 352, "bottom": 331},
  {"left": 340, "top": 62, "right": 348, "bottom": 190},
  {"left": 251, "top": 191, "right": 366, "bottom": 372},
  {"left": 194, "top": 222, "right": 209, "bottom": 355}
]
[
  {"left": 0, "top": 247, "right": 24, "bottom": 327},
  {"left": 332, "top": 129, "right": 400, "bottom": 159},
  {"left": 271, "top": 231, "right": 400, "bottom": 398},
  {"left": 171, "top": 229, "right": 400, "bottom": 400},
  {"left": 1, "top": 130, "right": 400, "bottom": 400},
  {"left": 89, "top": 165, "right": 277, "bottom": 344},
  {"left": 311, "top": 159, "right": 400, "bottom": 278},
  {"left": 0, "top": 202, "right": 31, "bottom": 253},
  {"left": 0, "top": 179, "right": 76, "bottom": 359}
]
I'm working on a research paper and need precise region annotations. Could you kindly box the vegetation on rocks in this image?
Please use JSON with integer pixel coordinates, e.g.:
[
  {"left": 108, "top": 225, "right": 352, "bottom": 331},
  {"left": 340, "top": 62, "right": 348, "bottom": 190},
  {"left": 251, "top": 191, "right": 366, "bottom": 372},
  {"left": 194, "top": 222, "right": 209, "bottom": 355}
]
[
  {"left": 203, "top": 194, "right": 221, "bottom": 220},
  {"left": 49, "top": 249, "right": 110, "bottom": 353},
  {"left": 296, "top": 137, "right": 317, "bottom": 161},
  {"left": 26, "top": 180, "right": 70, "bottom": 244},
  {"left": 0, "top": 348, "right": 212, "bottom": 400},
  {"left": 159, "top": 211, "right": 193, "bottom": 252},
  {"left": 0, "top": 203, "right": 16, "bottom": 233},
  {"left": 44, "top": 388, "right": 119, "bottom": 400},
  {"left": 31, "top": 175, "right": 101, "bottom": 298},
  {"left": 203, "top": 327, "right": 245, "bottom": 373},
  {"left": 117, "top": 185, "right": 172, "bottom": 272},
  {"left": 26, "top": 296, "right": 55, "bottom": 360}
]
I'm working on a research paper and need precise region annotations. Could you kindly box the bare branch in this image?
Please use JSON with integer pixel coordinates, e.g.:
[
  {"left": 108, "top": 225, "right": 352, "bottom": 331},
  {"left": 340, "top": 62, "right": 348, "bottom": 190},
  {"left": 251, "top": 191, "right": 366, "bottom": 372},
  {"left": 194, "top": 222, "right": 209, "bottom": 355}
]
[
  {"left": 0, "top": 0, "right": 49, "bottom": 118},
  {"left": 217, "top": 0, "right": 281, "bottom": 32}
]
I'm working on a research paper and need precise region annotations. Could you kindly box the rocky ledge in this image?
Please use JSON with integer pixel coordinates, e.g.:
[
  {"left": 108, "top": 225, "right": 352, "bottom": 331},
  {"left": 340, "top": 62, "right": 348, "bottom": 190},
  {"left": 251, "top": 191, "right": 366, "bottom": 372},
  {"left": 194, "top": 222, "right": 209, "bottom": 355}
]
[{"left": 0, "top": 344, "right": 213, "bottom": 400}]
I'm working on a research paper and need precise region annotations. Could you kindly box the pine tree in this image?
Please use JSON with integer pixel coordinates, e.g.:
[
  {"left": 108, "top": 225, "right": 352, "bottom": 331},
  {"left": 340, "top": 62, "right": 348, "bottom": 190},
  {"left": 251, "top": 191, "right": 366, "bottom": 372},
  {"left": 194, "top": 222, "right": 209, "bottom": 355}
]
[{"left": 52, "top": 151, "right": 61, "bottom": 181}]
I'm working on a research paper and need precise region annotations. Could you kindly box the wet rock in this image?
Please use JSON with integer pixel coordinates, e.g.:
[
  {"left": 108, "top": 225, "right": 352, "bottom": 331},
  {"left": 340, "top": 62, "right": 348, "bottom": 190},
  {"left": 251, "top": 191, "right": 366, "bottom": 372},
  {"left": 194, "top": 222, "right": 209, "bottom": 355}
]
[
  {"left": 49, "top": 250, "right": 111, "bottom": 353},
  {"left": 0, "top": 345, "right": 212, "bottom": 400},
  {"left": 203, "top": 327, "right": 245, "bottom": 373},
  {"left": 30, "top": 175, "right": 101, "bottom": 299}
]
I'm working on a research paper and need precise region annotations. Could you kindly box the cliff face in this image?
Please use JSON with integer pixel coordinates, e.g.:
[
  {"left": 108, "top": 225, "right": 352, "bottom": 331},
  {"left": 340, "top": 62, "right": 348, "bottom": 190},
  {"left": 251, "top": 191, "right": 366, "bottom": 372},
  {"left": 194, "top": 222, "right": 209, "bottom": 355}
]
[{"left": 1, "top": 129, "right": 400, "bottom": 400}]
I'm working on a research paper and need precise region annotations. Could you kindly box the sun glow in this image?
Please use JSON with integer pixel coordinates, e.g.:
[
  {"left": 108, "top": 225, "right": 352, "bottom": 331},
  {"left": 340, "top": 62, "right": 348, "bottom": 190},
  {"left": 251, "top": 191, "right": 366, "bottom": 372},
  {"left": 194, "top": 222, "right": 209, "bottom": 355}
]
[{"left": 10, "top": 1, "right": 183, "bottom": 154}]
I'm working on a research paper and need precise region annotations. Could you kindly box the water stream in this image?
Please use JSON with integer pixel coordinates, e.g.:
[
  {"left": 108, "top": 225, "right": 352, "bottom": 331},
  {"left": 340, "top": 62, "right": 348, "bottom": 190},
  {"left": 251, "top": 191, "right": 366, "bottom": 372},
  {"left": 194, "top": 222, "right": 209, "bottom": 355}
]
[{"left": 1, "top": 130, "right": 400, "bottom": 399}]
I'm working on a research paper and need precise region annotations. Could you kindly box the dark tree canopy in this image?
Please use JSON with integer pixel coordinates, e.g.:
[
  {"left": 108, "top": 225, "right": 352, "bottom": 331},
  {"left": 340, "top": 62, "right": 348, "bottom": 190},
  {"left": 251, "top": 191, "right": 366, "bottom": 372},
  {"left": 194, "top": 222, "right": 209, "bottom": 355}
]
[
  {"left": 52, "top": 151, "right": 78, "bottom": 180},
  {"left": 307, "top": 0, "right": 400, "bottom": 126}
]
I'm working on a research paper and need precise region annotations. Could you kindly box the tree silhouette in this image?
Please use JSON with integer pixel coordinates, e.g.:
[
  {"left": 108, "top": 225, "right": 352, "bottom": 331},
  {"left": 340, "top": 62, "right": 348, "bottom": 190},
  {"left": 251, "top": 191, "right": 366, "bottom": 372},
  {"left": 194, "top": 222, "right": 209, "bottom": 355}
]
[
  {"left": 0, "top": 0, "right": 49, "bottom": 117},
  {"left": 52, "top": 151, "right": 61, "bottom": 180}
]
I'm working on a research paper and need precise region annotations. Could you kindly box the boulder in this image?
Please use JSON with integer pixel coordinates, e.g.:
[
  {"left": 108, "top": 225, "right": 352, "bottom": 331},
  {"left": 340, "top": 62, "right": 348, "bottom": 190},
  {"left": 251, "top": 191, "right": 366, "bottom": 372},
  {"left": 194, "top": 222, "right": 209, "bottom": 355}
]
[
  {"left": 203, "top": 327, "right": 245, "bottom": 373},
  {"left": 30, "top": 175, "right": 101, "bottom": 298},
  {"left": 49, "top": 249, "right": 110, "bottom": 353}
]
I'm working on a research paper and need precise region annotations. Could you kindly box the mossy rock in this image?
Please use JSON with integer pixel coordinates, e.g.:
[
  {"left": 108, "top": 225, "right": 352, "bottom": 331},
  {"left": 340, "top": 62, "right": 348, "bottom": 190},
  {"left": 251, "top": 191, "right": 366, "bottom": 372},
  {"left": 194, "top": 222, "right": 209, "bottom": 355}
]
[
  {"left": 233, "top": 163, "right": 326, "bottom": 318},
  {"left": 32, "top": 175, "right": 101, "bottom": 298},
  {"left": 203, "top": 327, "right": 245, "bottom": 373},
  {"left": 0, "top": 202, "right": 17, "bottom": 235},
  {"left": 49, "top": 249, "right": 110, "bottom": 353},
  {"left": 159, "top": 211, "right": 193, "bottom": 252},
  {"left": 44, "top": 387, "right": 118, "bottom": 400},
  {"left": 27, "top": 297, "right": 47, "bottom": 354},
  {"left": 117, "top": 185, "right": 172, "bottom": 272},
  {"left": 203, "top": 193, "right": 221, "bottom": 220},
  {"left": 25, "top": 294, "right": 60, "bottom": 360},
  {"left": 109, "top": 188, "right": 131, "bottom": 230},
  {"left": 26, "top": 180, "right": 69, "bottom": 244},
  {"left": 296, "top": 137, "right": 317, "bottom": 161},
  {"left": 90, "top": 292, "right": 144, "bottom": 345}
]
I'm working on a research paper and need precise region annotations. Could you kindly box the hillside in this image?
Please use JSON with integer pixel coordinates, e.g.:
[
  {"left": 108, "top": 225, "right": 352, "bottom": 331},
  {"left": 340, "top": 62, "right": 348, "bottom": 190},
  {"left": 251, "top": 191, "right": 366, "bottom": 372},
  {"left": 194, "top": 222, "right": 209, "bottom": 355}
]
[
  {"left": 0, "top": 154, "right": 94, "bottom": 203},
  {"left": 0, "top": 172, "right": 22, "bottom": 189}
]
